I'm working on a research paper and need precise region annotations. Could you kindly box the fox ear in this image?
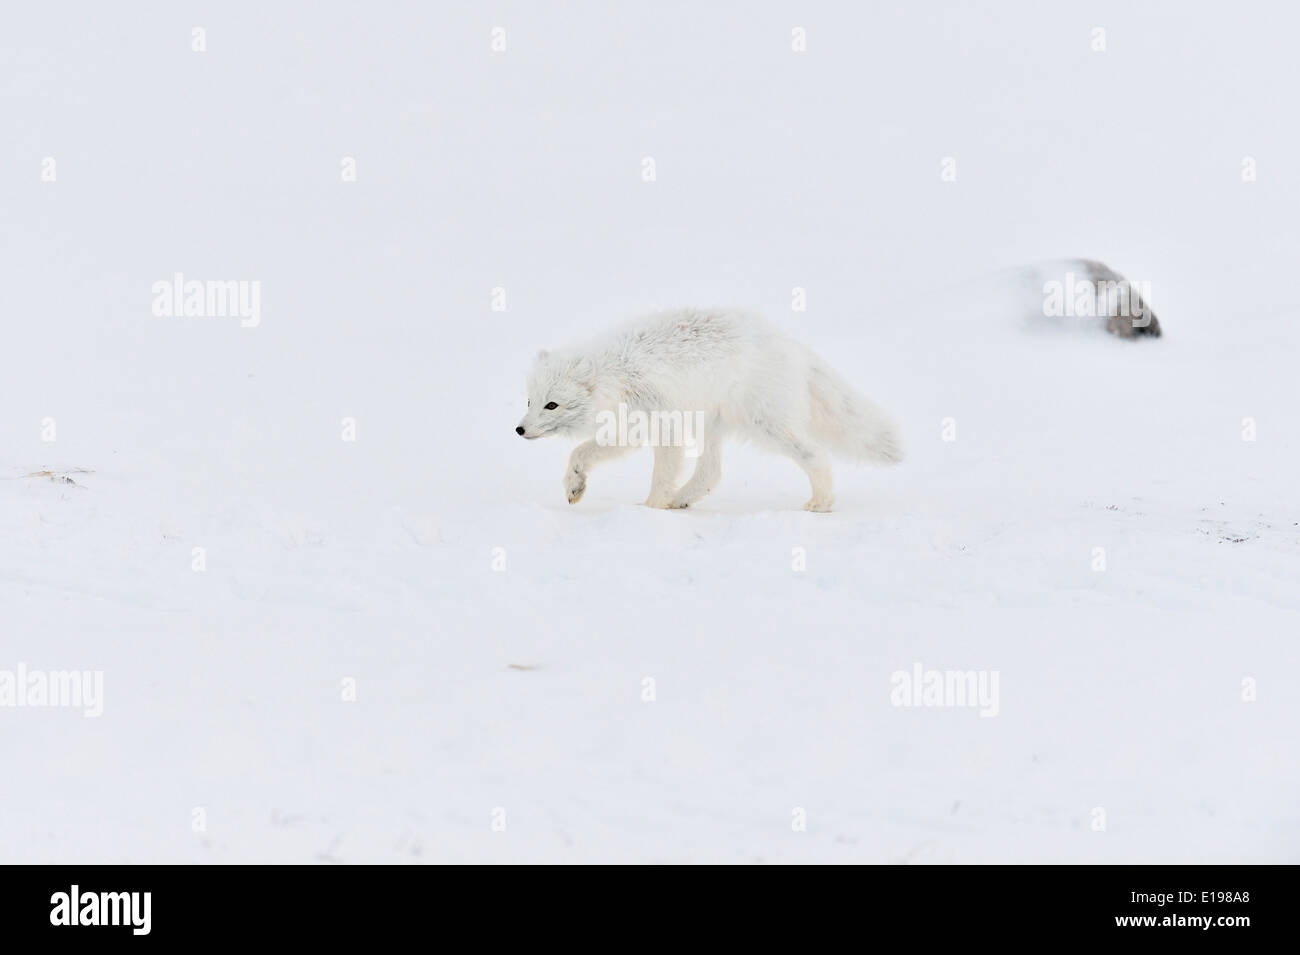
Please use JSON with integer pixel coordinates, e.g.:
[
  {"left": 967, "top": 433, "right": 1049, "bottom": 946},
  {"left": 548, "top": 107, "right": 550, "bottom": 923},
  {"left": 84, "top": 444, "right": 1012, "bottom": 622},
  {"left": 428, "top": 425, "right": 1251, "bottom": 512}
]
[{"left": 571, "top": 356, "right": 595, "bottom": 385}]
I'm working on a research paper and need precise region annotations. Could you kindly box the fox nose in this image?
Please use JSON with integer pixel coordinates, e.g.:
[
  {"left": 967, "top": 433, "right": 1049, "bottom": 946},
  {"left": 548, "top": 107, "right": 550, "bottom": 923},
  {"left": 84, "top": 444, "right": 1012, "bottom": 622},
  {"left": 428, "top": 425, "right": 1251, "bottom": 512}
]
[{"left": 516, "top": 426, "right": 526, "bottom": 436}]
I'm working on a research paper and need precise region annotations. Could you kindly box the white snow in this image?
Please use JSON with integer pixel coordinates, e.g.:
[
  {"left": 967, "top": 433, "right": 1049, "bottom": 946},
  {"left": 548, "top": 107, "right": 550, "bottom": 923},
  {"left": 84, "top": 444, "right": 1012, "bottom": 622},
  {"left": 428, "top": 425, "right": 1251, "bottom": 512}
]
[{"left": 2, "top": 2, "right": 1297, "bottom": 863}]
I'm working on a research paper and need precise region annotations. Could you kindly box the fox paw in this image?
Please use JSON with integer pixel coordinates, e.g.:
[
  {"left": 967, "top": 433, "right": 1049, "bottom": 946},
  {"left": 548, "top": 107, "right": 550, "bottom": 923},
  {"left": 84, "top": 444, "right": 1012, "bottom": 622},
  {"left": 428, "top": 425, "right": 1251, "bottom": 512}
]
[
  {"left": 564, "top": 469, "right": 587, "bottom": 504},
  {"left": 644, "top": 496, "right": 677, "bottom": 509},
  {"left": 803, "top": 498, "right": 834, "bottom": 513}
]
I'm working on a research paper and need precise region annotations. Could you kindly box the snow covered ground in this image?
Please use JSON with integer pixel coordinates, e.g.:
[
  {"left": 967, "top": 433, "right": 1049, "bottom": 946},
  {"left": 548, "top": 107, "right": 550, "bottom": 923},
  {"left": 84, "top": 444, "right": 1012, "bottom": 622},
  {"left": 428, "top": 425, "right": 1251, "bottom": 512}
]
[{"left": 2, "top": 2, "right": 1297, "bottom": 863}]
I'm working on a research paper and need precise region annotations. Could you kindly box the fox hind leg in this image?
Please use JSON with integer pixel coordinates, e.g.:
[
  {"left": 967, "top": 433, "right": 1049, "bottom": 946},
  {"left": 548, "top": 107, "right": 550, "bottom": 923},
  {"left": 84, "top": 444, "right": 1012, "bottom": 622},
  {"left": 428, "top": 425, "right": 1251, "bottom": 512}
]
[
  {"left": 754, "top": 421, "right": 834, "bottom": 512},
  {"left": 797, "top": 449, "right": 834, "bottom": 512}
]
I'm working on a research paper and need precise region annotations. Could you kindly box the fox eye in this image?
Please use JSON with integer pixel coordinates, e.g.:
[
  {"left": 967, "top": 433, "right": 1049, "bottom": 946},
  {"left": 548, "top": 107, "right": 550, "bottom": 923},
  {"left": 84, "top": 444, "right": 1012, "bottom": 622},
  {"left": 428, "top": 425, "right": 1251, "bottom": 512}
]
[{"left": 544, "top": 402, "right": 559, "bottom": 410}]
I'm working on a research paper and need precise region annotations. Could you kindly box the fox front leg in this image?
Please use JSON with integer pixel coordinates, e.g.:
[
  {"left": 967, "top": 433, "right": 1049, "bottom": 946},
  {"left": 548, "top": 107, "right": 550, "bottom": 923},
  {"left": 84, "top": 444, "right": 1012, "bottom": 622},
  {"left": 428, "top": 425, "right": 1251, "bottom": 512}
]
[
  {"left": 668, "top": 432, "right": 722, "bottom": 509},
  {"left": 564, "top": 440, "right": 633, "bottom": 505},
  {"left": 644, "top": 444, "right": 685, "bottom": 508},
  {"left": 563, "top": 463, "right": 586, "bottom": 504}
]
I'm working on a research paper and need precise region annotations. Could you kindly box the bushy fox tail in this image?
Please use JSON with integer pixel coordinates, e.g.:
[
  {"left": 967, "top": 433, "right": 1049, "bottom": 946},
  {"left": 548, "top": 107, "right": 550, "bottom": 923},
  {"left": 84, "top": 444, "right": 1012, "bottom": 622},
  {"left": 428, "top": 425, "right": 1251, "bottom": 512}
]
[{"left": 806, "top": 356, "right": 904, "bottom": 465}]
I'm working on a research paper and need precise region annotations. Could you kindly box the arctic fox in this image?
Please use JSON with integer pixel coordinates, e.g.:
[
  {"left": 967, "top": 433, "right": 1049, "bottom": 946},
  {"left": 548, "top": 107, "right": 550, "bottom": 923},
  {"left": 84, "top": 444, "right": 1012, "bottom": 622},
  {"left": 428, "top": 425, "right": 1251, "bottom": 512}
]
[{"left": 515, "top": 309, "right": 902, "bottom": 511}]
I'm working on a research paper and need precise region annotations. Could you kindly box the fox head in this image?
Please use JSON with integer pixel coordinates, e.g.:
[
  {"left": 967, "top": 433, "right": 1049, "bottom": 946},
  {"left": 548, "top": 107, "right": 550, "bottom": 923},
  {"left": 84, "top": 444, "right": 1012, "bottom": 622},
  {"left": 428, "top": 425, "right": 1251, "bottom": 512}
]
[{"left": 516, "top": 350, "right": 599, "bottom": 439}]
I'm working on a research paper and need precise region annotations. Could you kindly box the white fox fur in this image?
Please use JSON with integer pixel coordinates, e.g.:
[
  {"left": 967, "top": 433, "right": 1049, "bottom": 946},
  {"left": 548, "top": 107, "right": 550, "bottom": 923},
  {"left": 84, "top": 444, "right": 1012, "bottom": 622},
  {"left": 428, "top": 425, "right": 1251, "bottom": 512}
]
[{"left": 515, "top": 308, "right": 902, "bottom": 511}]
